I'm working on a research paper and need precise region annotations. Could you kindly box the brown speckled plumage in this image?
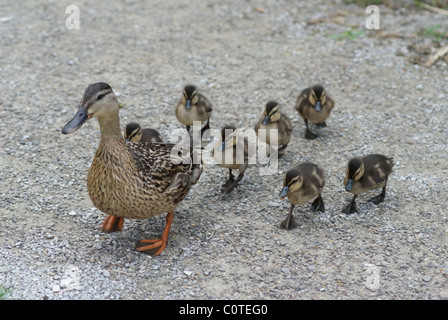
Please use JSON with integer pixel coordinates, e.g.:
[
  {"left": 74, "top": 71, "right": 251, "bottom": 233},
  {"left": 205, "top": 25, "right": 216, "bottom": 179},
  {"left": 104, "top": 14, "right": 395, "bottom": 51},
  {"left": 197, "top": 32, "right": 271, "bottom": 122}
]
[
  {"left": 62, "top": 82, "right": 202, "bottom": 255},
  {"left": 87, "top": 138, "right": 200, "bottom": 220}
]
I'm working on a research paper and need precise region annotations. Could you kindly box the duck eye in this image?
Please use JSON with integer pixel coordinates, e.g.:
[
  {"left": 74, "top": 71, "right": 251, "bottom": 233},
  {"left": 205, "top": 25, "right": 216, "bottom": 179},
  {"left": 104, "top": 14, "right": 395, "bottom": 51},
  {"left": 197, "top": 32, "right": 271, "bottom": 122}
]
[{"left": 97, "top": 94, "right": 105, "bottom": 100}]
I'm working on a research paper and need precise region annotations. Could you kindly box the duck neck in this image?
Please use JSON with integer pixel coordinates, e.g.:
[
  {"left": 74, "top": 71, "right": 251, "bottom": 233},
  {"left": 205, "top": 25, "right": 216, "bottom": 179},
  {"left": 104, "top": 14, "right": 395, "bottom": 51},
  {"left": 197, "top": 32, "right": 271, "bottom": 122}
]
[{"left": 97, "top": 111, "right": 124, "bottom": 142}]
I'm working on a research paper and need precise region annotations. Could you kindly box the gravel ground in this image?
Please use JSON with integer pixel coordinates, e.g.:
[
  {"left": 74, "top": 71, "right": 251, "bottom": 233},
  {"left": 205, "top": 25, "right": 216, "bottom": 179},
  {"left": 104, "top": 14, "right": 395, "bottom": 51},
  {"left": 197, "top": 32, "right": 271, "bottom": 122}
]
[{"left": 1, "top": 0, "right": 448, "bottom": 301}]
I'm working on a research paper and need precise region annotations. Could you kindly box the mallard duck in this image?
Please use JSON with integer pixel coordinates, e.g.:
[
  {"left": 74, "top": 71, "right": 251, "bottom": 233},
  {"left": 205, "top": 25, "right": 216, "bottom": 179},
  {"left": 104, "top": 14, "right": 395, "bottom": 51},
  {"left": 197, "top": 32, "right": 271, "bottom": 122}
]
[
  {"left": 175, "top": 85, "right": 213, "bottom": 137},
  {"left": 124, "top": 122, "right": 163, "bottom": 143},
  {"left": 62, "top": 82, "right": 202, "bottom": 256},
  {"left": 342, "top": 154, "right": 394, "bottom": 214},
  {"left": 279, "top": 163, "right": 325, "bottom": 230},
  {"left": 255, "top": 101, "right": 293, "bottom": 154},
  {"left": 213, "top": 125, "right": 249, "bottom": 194},
  {"left": 294, "top": 85, "right": 334, "bottom": 139}
]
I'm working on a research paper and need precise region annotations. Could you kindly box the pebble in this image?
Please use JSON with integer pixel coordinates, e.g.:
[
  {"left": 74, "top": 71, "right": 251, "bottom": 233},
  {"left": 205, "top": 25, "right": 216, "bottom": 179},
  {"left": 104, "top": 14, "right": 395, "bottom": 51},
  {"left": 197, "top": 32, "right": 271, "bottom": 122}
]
[
  {"left": 268, "top": 202, "right": 281, "bottom": 207},
  {"left": 0, "top": 266, "right": 12, "bottom": 273},
  {"left": 421, "top": 275, "right": 432, "bottom": 282}
]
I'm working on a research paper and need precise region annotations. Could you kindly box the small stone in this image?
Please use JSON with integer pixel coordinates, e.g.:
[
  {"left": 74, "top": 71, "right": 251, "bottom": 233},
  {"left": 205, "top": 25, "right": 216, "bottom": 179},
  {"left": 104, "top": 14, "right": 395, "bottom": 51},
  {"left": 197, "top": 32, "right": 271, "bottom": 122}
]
[
  {"left": 0, "top": 266, "right": 11, "bottom": 273},
  {"left": 60, "top": 278, "right": 71, "bottom": 288},
  {"left": 52, "top": 285, "right": 61, "bottom": 292},
  {"left": 422, "top": 275, "right": 432, "bottom": 282}
]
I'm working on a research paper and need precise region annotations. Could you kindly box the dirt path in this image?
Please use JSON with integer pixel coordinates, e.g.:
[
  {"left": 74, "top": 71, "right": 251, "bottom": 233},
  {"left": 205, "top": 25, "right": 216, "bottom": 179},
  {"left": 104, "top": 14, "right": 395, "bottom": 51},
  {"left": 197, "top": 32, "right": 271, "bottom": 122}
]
[{"left": 0, "top": 0, "right": 447, "bottom": 300}]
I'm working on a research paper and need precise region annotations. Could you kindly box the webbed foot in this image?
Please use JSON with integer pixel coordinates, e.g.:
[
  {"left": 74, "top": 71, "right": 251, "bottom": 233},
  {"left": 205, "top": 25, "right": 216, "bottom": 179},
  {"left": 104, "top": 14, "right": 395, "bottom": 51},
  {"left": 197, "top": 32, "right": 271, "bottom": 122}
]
[{"left": 135, "top": 212, "right": 173, "bottom": 256}]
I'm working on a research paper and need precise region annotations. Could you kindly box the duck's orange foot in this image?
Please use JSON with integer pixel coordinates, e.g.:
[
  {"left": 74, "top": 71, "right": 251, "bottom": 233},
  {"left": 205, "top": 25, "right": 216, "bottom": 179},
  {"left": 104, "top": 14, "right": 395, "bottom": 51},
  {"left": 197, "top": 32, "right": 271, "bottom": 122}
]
[
  {"left": 135, "top": 238, "right": 168, "bottom": 256},
  {"left": 101, "top": 216, "right": 124, "bottom": 233},
  {"left": 135, "top": 212, "right": 174, "bottom": 256}
]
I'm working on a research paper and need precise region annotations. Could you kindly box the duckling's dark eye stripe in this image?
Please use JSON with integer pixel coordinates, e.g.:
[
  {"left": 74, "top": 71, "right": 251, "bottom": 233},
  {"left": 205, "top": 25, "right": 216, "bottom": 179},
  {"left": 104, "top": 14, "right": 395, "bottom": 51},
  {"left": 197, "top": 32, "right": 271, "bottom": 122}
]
[
  {"left": 289, "top": 176, "right": 301, "bottom": 185},
  {"left": 268, "top": 106, "right": 279, "bottom": 116},
  {"left": 354, "top": 168, "right": 364, "bottom": 180},
  {"left": 183, "top": 90, "right": 197, "bottom": 99},
  {"left": 128, "top": 131, "right": 138, "bottom": 140}
]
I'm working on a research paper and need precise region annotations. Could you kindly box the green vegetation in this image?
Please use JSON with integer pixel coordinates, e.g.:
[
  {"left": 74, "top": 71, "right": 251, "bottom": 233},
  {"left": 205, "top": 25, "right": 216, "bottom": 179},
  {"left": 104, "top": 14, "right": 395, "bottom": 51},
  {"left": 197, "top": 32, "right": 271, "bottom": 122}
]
[
  {"left": 0, "top": 285, "right": 12, "bottom": 300},
  {"left": 421, "top": 24, "right": 448, "bottom": 42},
  {"left": 330, "top": 29, "right": 364, "bottom": 41},
  {"left": 343, "top": 0, "right": 448, "bottom": 8},
  {"left": 415, "top": 0, "right": 448, "bottom": 8},
  {"left": 343, "top": 0, "right": 382, "bottom": 5}
]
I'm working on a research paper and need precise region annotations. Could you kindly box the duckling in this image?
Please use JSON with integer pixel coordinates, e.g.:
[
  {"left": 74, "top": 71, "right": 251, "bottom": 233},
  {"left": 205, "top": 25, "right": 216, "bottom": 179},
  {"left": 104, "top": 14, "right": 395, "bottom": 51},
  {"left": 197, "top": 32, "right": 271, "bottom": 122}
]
[
  {"left": 124, "top": 122, "right": 163, "bottom": 143},
  {"left": 279, "top": 163, "right": 325, "bottom": 230},
  {"left": 295, "top": 85, "right": 334, "bottom": 139},
  {"left": 213, "top": 125, "right": 249, "bottom": 194},
  {"left": 175, "top": 85, "right": 213, "bottom": 137},
  {"left": 62, "top": 82, "right": 202, "bottom": 256},
  {"left": 255, "top": 101, "right": 293, "bottom": 154},
  {"left": 342, "top": 154, "right": 394, "bottom": 214}
]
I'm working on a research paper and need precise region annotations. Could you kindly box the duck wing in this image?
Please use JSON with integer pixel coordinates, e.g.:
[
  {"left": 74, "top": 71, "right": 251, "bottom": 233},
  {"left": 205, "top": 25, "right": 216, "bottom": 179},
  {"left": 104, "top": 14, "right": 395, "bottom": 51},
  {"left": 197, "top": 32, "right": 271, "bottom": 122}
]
[{"left": 128, "top": 142, "right": 202, "bottom": 190}]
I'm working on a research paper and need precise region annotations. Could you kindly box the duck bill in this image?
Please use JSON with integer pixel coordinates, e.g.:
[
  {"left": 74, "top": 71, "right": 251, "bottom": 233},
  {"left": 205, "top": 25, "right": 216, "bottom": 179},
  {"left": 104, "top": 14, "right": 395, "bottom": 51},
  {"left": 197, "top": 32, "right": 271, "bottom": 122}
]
[
  {"left": 345, "top": 179, "right": 354, "bottom": 192},
  {"left": 262, "top": 116, "right": 271, "bottom": 126},
  {"left": 185, "top": 100, "right": 192, "bottom": 110},
  {"left": 218, "top": 141, "right": 226, "bottom": 152},
  {"left": 279, "top": 186, "right": 289, "bottom": 199},
  {"left": 315, "top": 101, "right": 322, "bottom": 112},
  {"left": 62, "top": 105, "right": 91, "bottom": 134}
]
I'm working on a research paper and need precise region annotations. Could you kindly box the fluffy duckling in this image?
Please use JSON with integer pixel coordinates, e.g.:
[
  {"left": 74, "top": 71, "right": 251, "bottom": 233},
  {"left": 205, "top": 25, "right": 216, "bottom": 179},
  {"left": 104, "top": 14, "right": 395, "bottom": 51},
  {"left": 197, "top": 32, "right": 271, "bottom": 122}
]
[
  {"left": 213, "top": 125, "right": 249, "bottom": 194},
  {"left": 62, "top": 82, "right": 202, "bottom": 256},
  {"left": 295, "top": 85, "right": 334, "bottom": 139},
  {"left": 175, "top": 85, "right": 213, "bottom": 136},
  {"left": 342, "top": 154, "right": 394, "bottom": 214},
  {"left": 279, "top": 163, "right": 325, "bottom": 229},
  {"left": 124, "top": 122, "right": 163, "bottom": 143},
  {"left": 255, "top": 101, "right": 293, "bottom": 154}
]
